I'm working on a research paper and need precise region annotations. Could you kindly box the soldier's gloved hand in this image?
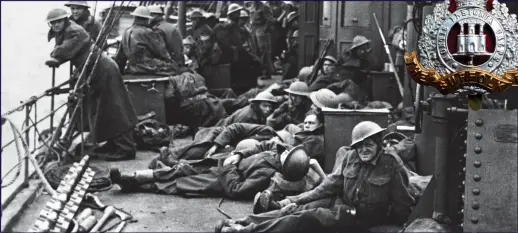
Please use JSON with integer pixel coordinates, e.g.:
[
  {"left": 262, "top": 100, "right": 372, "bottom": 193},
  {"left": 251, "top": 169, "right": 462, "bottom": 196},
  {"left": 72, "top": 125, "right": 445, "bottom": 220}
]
[{"left": 45, "top": 58, "right": 61, "bottom": 68}]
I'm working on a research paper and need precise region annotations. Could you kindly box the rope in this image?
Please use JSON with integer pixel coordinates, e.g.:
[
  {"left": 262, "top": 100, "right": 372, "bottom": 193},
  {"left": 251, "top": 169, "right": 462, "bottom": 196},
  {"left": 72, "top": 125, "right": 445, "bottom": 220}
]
[
  {"left": 216, "top": 197, "right": 233, "bottom": 219},
  {"left": 1, "top": 118, "right": 24, "bottom": 188}
]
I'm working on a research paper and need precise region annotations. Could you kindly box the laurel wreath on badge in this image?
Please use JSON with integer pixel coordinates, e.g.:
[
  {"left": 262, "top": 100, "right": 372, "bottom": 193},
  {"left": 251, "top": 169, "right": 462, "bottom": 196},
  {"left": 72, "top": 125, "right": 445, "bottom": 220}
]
[{"left": 404, "top": 0, "right": 518, "bottom": 109}]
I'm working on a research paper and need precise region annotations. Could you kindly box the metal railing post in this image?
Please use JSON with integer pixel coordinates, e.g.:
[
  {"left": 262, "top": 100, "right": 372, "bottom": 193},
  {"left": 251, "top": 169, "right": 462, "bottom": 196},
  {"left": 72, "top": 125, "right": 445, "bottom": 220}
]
[
  {"left": 50, "top": 67, "right": 56, "bottom": 132},
  {"left": 23, "top": 107, "right": 30, "bottom": 188}
]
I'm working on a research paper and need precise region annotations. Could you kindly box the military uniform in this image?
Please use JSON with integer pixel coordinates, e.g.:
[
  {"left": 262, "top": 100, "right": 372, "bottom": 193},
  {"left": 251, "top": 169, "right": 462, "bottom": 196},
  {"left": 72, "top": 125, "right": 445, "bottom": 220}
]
[
  {"left": 267, "top": 100, "right": 312, "bottom": 130},
  {"left": 326, "top": 79, "right": 369, "bottom": 105},
  {"left": 114, "top": 19, "right": 178, "bottom": 76},
  {"left": 154, "top": 19, "right": 184, "bottom": 65},
  {"left": 68, "top": 10, "right": 102, "bottom": 42},
  {"left": 231, "top": 147, "right": 414, "bottom": 232},
  {"left": 48, "top": 20, "right": 137, "bottom": 158}
]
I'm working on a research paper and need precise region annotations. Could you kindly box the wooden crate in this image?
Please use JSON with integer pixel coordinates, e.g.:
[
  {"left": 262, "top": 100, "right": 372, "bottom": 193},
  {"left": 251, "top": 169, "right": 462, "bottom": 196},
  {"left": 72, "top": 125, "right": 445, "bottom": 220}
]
[
  {"left": 322, "top": 108, "right": 390, "bottom": 173},
  {"left": 123, "top": 75, "right": 168, "bottom": 124}
]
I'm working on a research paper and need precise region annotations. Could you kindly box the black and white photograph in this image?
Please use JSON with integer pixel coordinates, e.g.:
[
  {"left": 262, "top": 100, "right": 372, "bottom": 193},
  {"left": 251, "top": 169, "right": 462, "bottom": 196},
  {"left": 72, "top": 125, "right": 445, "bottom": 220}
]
[{"left": 1, "top": 0, "right": 517, "bottom": 232}]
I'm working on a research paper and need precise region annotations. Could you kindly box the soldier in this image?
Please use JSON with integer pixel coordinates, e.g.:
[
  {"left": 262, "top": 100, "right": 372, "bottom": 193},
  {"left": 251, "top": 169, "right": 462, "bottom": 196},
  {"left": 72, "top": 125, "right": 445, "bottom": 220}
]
[
  {"left": 250, "top": 2, "right": 276, "bottom": 78},
  {"left": 338, "top": 35, "right": 377, "bottom": 94},
  {"left": 267, "top": 81, "right": 312, "bottom": 130},
  {"left": 110, "top": 143, "right": 312, "bottom": 201},
  {"left": 64, "top": 1, "right": 102, "bottom": 41},
  {"left": 186, "top": 11, "right": 210, "bottom": 41},
  {"left": 114, "top": 6, "right": 178, "bottom": 76},
  {"left": 215, "top": 121, "right": 414, "bottom": 233},
  {"left": 281, "top": 29, "right": 299, "bottom": 80},
  {"left": 308, "top": 56, "right": 342, "bottom": 92},
  {"left": 215, "top": 91, "right": 278, "bottom": 127},
  {"left": 148, "top": 5, "right": 184, "bottom": 65},
  {"left": 44, "top": 8, "right": 138, "bottom": 161}
]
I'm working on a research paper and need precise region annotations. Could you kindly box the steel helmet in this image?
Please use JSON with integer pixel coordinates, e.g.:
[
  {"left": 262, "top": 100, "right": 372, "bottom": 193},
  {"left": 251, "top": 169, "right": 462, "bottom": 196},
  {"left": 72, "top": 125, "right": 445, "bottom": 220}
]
[
  {"left": 148, "top": 5, "right": 163, "bottom": 15},
  {"left": 382, "top": 132, "right": 407, "bottom": 143},
  {"left": 292, "top": 30, "right": 298, "bottom": 38},
  {"left": 323, "top": 55, "right": 337, "bottom": 64},
  {"left": 250, "top": 91, "right": 277, "bottom": 104},
  {"left": 309, "top": 89, "right": 338, "bottom": 109},
  {"left": 286, "top": 11, "right": 298, "bottom": 24},
  {"left": 349, "top": 35, "right": 371, "bottom": 51},
  {"left": 366, "top": 101, "right": 393, "bottom": 110},
  {"left": 235, "top": 139, "right": 260, "bottom": 151},
  {"left": 334, "top": 93, "right": 353, "bottom": 105},
  {"left": 275, "top": 130, "right": 294, "bottom": 145},
  {"left": 284, "top": 81, "right": 309, "bottom": 96},
  {"left": 281, "top": 145, "right": 310, "bottom": 182},
  {"left": 46, "top": 8, "right": 70, "bottom": 22},
  {"left": 240, "top": 9, "right": 250, "bottom": 18},
  {"left": 131, "top": 6, "right": 153, "bottom": 19},
  {"left": 64, "top": 1, "right": 90, "bottom": 8},
  {"left": 350, "top": 121, "right": 386, "bottom": 147},
  {"left": 297, "top": 66, "right": 312, "bottom": 81},
  {"left": 189, "top": 11, "right": 204, "bottom": 19},
  {"left": 227, "top": 3, "right": 243, "bottom": 15}
]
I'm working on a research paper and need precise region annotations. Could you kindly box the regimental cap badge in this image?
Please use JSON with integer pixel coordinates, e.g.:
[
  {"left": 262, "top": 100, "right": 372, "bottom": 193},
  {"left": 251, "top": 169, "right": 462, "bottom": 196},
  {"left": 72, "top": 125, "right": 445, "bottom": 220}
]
[{"left": 404, "top": 0, "right": 518, "bottom": 110}]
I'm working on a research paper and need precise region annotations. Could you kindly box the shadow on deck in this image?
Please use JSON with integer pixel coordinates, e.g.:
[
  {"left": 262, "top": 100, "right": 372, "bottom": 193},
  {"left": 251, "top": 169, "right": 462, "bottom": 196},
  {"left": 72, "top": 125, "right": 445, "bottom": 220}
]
[{"left": 11, "top": 137, "right": 253, "bottom": 232}]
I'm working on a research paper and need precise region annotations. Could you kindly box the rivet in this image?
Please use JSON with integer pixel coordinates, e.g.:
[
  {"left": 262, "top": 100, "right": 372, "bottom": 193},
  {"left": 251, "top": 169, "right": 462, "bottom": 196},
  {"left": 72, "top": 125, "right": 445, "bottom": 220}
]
[
  {"left": 464, "top": 153, "right": 467, "bottom": 158},
  {"left": 464, "top": 140, "right": 467, "bottom": 145},
  {"left": 474, "top": 147, "right": 482, "bottom": 154},
  {"left": 475, "top": 119, "right": 483, "bottom": 126},
  {"left": 471, "top": 217, "right": 479, "bottom": 224},
  {"left": 474, "top": 160, "right": 481, "bottom": 167},
  {"left": 463, "top": 167, "right": 466, "bottom": 172},
  {"left": 475, "top": 133, "right": 483, "bottom": 140},
  {"left": 473, "top": 175, "right": 481, "bottom": 182},
  {"left": 461, "top": 223, "right": 464, "bottom": 228},
  {"left": 472, "top": 189, "right": 480, "bottom": 195},
  {"left": 472, "top": 201, "right": 480, "bottom": 210}
]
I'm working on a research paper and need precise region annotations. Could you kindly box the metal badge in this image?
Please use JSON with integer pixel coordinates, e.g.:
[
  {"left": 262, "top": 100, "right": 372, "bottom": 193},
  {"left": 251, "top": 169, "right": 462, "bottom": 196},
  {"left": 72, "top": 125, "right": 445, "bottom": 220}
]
[{"left": 404, "top": 0, "right": 518, "bottom": 108}]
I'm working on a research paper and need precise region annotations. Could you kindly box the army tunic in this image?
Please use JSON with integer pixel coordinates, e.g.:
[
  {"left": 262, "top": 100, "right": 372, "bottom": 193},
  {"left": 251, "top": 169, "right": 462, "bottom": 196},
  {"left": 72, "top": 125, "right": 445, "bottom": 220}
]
[
  {"left": 69, "top": 10, "right": 102, "bottom": 42},
  {"left": 155, "top": 19, "right": 184, "bottom": 65},
  {"left": 48, "top": 21, "right": 137, "bottom": 143},
  {"left": 214, "top": 104, "right": 269, "bottom": 127},
  {"left": 267, "top": 99, "right": 312, "bottom": 130},
  {"left": 236, "top": 147, "right": 414, "bottom": 232}
]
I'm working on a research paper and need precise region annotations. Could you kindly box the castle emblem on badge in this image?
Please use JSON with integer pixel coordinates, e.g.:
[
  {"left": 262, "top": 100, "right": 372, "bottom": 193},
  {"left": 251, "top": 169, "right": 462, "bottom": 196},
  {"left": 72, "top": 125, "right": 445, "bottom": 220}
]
[{"left": 404, "top": 0, "right": 518, "bottom": 96}]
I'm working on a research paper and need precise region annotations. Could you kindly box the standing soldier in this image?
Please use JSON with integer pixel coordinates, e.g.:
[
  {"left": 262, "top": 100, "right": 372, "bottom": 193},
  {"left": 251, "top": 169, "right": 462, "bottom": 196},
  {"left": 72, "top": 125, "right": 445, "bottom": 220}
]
[
  {"left": 114, "top": 6, "right": 178, "bottom": 76},
  {"left": 338, "top": 35, "right": 377, "bottom": 95},
  {"left": 250, "top": 2, "right": 276, "bottom": 78},
  {"left": 186, "top": 11, "right": 210, "bottom": 42},
  {"left": 148, "top": 5, "right": 184, "bottom": 66},
  {"left": 281, "top": 29, "right": 298, "bottom": 80},
  {"left": 44, "top": 8, "right": 138, "bottom": 161},
  {"left": 64, "top": 1, "right": 102, "bottom": 41}
]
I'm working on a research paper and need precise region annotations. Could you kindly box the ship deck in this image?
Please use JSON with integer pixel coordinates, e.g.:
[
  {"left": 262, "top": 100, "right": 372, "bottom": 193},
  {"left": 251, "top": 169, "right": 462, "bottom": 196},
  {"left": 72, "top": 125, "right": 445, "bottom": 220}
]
[{"left": 9, "top": 137, "right": 253, "bottom": 232}]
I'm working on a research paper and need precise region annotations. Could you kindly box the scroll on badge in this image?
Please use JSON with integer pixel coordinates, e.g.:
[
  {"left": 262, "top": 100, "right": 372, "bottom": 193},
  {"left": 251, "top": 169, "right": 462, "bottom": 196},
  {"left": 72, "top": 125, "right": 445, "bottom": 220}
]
[{"left": 404, "top": 0, "right": 518, "bottom": 110}]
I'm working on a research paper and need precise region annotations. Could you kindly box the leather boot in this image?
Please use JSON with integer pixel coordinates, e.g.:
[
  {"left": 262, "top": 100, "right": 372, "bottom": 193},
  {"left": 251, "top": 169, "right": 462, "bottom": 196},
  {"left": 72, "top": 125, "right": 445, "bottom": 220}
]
[{"left": 110, "top": 168, "right": 155, "bottom": 193}]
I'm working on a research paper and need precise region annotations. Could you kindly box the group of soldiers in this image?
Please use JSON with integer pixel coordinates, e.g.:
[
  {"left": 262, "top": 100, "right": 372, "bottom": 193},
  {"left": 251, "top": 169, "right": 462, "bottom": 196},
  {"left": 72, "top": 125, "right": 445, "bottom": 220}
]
[{"left": 43, "top": 1, "right": 437, "bottom": 232}]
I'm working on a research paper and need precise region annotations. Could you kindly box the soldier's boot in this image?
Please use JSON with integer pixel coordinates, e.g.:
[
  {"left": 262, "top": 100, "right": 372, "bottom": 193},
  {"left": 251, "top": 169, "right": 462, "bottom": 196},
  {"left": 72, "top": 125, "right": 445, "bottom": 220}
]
[
  {"left": 215, "top": 220, "right": 248, "bottom": 233},
  {"left": 110, "top": 168, "right": 156, "bottom": 193}
]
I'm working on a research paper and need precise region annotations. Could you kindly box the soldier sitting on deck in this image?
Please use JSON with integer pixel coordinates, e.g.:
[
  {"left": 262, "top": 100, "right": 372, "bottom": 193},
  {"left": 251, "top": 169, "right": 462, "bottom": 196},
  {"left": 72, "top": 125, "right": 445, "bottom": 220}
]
[
  {"left": 267, "top": 81, "right": 312, "bottom": 130},
  {"left": 215, "top": 121, "right": 414, "bottom": 233},
  {"left": 114, "top": 6, "right": 178, "bottom": 76},
  {"left": 308, "top": 56, "right": 343, "bottom": 92},
  {"left": 64, "top": 1, "right": 102, "bottom": 41},
  {"left": 214, "top": 91, "right": 278, "bottom": 127},
  {"left": 148, "top": 5, "right": 184, "bottom": 65},
  {"left": 110, "top": 141, "right": 314, "bottom": 201}
]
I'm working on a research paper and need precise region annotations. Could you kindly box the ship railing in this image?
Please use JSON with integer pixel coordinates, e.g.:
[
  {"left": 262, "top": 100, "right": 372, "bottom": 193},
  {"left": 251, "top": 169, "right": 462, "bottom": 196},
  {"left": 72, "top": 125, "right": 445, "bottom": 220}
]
[{"left": 1, "top": 72, "right": 71, "bottom": 210}]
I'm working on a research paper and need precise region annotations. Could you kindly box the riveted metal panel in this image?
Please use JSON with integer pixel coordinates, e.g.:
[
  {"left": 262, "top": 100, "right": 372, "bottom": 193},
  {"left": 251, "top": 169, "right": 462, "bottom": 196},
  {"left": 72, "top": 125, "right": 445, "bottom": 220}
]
[{"left": 464, "top": 109, "right": 518, "bottom": 232}]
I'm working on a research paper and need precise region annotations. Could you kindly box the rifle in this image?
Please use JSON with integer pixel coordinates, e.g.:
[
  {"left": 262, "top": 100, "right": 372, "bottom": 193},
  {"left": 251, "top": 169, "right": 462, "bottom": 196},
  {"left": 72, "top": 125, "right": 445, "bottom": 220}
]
[
  {"left": 373, "top": 13, "right": 404, "bottom": 97},
  {"left": 306, "top": 39, "right": 332, "bottom": 86}
]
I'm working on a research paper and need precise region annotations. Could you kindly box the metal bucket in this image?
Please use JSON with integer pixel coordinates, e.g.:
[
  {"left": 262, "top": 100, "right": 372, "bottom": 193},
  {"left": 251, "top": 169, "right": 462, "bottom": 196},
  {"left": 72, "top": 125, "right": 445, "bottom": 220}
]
[{"left": 322, "top": 107, "right": 390, "bottom": 173}]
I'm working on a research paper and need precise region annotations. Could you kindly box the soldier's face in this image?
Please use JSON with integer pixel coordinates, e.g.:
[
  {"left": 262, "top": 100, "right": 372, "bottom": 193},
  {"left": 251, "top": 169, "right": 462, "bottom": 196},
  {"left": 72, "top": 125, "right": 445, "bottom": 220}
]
[
  {"left": 258, "top": 102, "right": 274, "bottom": 116},
  {"left": 356, "top": 138, "right": 378, "bottom": 162},
  {"left": 239, "top": 18, "right": 249, "bottom": 26},
  {"left": 289, "top": 94, "right": 304, "bottom": 106},
  {"left": 49, "top": 19, "right": 66, "bottom": 32},
  {"left": 322, "top": 61, "right": 336, "bottom": 74},
  {"left": 303, "top": 114, "right": 321, "bottom": 132},
  {"left": 183, "top": 44, "right": 192, "bottom": 54},
  {"left": 70, "top": 6, "right": 86, "bottom": 20}
]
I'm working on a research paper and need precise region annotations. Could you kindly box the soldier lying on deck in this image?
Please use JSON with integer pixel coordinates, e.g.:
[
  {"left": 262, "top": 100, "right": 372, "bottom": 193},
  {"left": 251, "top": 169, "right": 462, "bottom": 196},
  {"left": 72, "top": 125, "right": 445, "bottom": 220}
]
[
  {"left": 215, "top": 121, "right": 414, "bottom": 233},
  {"left": 149, "top": 123, "right": 288, "bottom": 164},
  {"left": 109, "top": 143, "right": 319, "bottom": 200}
]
